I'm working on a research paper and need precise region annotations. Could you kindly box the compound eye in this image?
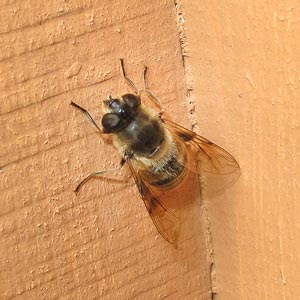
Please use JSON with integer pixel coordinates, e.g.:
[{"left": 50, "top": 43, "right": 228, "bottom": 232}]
[
  {"left": 122, "top": 94, "right": 141, "bottom": 111},
  {"left": 101, "top": 113, "right": 121, "bottom": 133}
]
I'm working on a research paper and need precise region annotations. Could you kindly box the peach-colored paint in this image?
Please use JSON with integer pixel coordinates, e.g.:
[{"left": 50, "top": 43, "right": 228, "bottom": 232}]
[
  {"left": 2, "top": 1, "right": 299, "bottom": 299},
  {"left": 0, "top": 1, "right": 212, "bottom": 299},
  {"left": 182, "top": 1, "right": 300, "bottom": 299}
]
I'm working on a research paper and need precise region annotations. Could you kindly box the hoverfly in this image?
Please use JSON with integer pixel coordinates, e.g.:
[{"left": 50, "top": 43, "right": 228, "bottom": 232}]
[{"left": 71, "top": 59, "right": 239, "bottom": 246}]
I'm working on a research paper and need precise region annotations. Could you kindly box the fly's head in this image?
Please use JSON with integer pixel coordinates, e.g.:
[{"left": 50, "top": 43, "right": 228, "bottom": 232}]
[{"left": 101, "top": 93, "right": 141, "bottom": 133}]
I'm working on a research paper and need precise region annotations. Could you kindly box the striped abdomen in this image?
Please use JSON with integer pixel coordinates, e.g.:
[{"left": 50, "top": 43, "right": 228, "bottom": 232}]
[{"left": 137, "top": 128, "right": 188, "bottom": 190}]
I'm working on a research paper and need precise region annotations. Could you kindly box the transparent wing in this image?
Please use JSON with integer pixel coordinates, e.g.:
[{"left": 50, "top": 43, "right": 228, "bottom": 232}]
[
  {"left": 126, "top": 157, "right": 180, "bottom": 246},
  {"left": 162, "top": 118, "right": 240, "bottom": 175}
]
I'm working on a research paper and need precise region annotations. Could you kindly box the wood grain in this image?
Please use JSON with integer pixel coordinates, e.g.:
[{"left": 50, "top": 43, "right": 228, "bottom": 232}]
[
  {"left": 182, "top": 0, "right": 300, "bottom": 299},
  {"left": 0, "top": 1, "right": 212, "bottom": 299}
]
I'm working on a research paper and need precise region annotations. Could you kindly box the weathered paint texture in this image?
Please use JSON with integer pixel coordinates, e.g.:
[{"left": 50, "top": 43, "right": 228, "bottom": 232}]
[{"left": 0, "top": 1, "right": 212, "bottom": 299}]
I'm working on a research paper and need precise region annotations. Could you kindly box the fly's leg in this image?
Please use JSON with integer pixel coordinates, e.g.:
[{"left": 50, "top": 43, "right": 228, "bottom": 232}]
[
  {"left": 71, "top": 101, "right": 101, "bottom": 132},
  {"left": 120, "top": 59, "right": 164, "bottom": 115},
  {"left": 143, "top": 65, "right": 163, "bottom": 110},
  {"left": 71, "top": 102, "right": 126, "bottom": 193},
  {"left": 74, "top": 158, "right": 126, "bottom": 193},
  {"left": 119, "top": 58, "right": 141, "bottom": 95},
  {"left": 142, "top": 64, "right": 165, "bottom": 115}
]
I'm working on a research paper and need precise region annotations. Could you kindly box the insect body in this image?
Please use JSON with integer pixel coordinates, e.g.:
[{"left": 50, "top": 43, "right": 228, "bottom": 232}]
[
  {"left": 102, "top": 94, "right": 188, "bottom": 189},
  {"left": 71, "top": 59, "right": 239, "bottom": 245}
]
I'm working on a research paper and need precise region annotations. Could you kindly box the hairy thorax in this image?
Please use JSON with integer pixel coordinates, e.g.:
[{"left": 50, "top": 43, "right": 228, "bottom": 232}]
[{"left": 113, "top": 107, "right": 188, "bottom": 190}]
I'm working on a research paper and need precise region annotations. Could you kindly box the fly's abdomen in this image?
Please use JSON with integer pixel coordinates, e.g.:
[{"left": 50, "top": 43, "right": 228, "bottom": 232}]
[{"left": 139, "top": 133, "right": 188, "bottom": 190}]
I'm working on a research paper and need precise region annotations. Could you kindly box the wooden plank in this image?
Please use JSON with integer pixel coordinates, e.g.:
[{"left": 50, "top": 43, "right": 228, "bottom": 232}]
[
  {"left": 0, "top": 1, "right": 212, "bottom": 299},
  {"left": 182, "top": 0, "right": 300, "bottom": 299}
]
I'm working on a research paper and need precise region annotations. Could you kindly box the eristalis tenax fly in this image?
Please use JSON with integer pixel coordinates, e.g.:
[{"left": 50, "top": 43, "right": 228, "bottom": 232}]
[{"left": 71, "top": 59, "right": 239, "bottom": 246}]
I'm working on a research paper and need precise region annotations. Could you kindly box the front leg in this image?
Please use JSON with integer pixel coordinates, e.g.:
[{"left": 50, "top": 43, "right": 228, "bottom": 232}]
[
  {"left": 119, "top": 58, "right": 141, "bottom": 95},
  {"left": 142, "top": 64, "right": 165, "bottom": 114},
  {"left": 71, "top": 101, "right": 101, "bottom": 132}
]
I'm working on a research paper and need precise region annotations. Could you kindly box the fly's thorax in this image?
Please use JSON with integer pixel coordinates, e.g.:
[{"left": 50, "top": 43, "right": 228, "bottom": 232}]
[
  {"left": 112, "top": 105, "right": 165, "bottom": 157},
  {"left": 101, "top": 94, "right": 164, "bottom": 157}
]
